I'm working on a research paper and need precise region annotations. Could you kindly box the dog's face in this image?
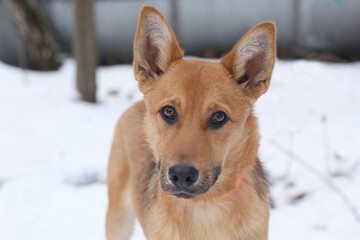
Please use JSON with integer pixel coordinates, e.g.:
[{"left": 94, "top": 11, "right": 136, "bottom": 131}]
[
  {"left": 134, "top": 6, "right": 276, "bottom": 199},
  {"left": 144, "top": 61, "right": 252, "bottom": 199}
]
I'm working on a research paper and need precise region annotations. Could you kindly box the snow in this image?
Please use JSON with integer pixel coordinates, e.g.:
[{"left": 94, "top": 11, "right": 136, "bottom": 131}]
[{"left": 0, "top": 59, "right": 359, "bottom": 239}]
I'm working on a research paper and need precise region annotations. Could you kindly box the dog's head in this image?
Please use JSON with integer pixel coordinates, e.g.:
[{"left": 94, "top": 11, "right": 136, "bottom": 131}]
[{"left": 134, "top": 6, "right": 276, "bottom": 200}]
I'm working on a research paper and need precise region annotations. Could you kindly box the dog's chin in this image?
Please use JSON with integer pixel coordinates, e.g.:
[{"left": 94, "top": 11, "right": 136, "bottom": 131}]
[
  {"left": 160, "top": 181, "right": 215, "bottom": 200},
  {"left": 164, "top": 188, "right": 208, "bottom": 199},
  {"left": 172, "top": 192, "right": 196, "bottom": 199},
  {"left": 161, "top": 185, "right": 209, "bottom": 199}
]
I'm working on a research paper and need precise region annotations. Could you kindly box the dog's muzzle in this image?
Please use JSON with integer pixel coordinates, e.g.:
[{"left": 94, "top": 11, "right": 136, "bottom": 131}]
[{"left": 160, "top": 164, "right": 222, "bottom": 199}]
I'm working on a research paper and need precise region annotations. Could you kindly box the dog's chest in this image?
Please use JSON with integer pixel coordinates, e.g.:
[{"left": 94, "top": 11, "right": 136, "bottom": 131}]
[{"left": 146, "top": 201, "right": 248, "bottom": 240}]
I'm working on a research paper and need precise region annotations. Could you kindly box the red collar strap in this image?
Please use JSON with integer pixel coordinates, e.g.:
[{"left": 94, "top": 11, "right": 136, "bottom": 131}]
[{"left": 220, "top": 176, "right": 243, "bottom": 200}]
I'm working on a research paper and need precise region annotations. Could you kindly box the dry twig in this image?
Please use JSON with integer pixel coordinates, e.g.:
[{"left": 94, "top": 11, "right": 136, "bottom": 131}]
[{"left": 270, "top": 139, "right": 360, "bottom": 223}]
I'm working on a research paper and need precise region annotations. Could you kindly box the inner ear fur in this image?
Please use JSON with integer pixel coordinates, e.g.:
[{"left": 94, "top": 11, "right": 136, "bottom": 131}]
[
  {"left": 133, "top": 6, "right": 183, "bottom": 93},
  {"left": 221, "top": 22, "right": 276, "bottom": 100}
]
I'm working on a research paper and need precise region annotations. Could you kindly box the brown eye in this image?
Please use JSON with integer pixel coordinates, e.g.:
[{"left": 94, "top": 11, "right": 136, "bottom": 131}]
[
  {"left": 160, "top": 106, "right": 177, "bottom": 124},
  {"left": 213, "top": 112, "right": 225, "bottom": 123},
  {"left": 163, "top": 106, "right": 175, "bottom": 117},
  {"left": 208, "top": 111, "right": 228, "bottom": 129}
]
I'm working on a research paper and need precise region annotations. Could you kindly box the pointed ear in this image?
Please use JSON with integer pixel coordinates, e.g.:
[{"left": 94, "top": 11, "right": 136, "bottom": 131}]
[
  {"left": 133, "top": 6, "right": 183, "bottom": 93},
  {"left": 221, "top": 22, "right": 276, "bottom": 100}
]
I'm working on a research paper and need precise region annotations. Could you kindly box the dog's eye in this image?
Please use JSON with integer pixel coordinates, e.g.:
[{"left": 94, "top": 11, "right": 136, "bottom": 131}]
[
  {"left": 208, "top": 111, "right": 228, "bottom": 129},
  {"left": 160, "top": 106, "right": 177, "bottom": 124}
]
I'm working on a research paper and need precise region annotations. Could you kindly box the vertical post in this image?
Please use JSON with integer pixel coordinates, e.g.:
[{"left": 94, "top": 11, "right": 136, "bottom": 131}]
[
  {"left": 73, "top": 0, "right": 97, "bottom": 103},
  {"left": 292, "top": 0, "right": 301, "bottom": 52},
  {"left": 170, "top": 0, "right": 180, "bottom": 41}
]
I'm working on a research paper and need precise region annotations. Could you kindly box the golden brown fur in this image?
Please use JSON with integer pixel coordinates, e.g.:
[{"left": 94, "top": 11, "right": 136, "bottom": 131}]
[{"left": 106, "top": 6, "right": 276, "bottom": 240}]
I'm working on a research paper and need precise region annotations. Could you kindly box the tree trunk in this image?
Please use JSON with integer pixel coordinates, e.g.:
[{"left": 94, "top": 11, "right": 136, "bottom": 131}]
[
  {"left": 73, "top": 0, "right": 97, "bottom": 103},
  {"left": 3, "top": 0, "right": 64, "bottom": 70}
]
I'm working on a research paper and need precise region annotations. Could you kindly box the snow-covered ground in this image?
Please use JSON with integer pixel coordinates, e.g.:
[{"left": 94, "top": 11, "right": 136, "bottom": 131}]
[{"left": 0, "top": 59, "right": 359, "bottom": 239}]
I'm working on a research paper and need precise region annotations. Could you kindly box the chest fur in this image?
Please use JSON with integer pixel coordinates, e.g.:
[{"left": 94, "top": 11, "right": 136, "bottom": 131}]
[{"left": 144, "top": 195, "right": 269, "bottom": 240}]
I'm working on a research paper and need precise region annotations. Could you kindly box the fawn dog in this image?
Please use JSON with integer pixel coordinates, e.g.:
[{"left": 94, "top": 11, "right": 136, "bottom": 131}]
[{"left": 106, "top": 6, "right": 276, "bottom": 240}]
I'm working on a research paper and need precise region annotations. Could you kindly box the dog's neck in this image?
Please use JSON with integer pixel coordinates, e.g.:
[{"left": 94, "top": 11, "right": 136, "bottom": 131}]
[{"left": 218, "top": 175, "right": 243, "bottom": 200}]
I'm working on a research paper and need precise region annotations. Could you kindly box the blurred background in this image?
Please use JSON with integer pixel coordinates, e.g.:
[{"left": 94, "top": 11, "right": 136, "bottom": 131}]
[
  {"left": 0, "top": 0, "right": 359, "bottom": 239},
  {"left": 2, "top": 0, "right": 360, "bottom": 69}
]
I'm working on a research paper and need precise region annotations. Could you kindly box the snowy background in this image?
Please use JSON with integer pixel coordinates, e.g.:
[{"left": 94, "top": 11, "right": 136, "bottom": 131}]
[{"left": 0, "top": 58, "right": 359, "bottom": 239}]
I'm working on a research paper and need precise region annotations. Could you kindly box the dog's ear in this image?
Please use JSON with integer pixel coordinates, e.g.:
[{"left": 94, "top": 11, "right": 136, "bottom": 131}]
[
  {"left": 221, "top": 22, "right": 276, "bottom": 100},
  {"left": 133, "top": 6, "right": 183, "bottom": 93}
]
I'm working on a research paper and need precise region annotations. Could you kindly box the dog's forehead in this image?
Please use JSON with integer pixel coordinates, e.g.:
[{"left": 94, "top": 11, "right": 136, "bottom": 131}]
[
  {"left": 165, "top": 60, "right": 236, "bottom": 96},
  {"left": 146, "top": 59, "right": 249, "bottom": 114}
]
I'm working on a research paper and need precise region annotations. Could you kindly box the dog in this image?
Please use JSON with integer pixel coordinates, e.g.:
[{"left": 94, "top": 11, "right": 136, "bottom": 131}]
[{"left": 106, "top": 6, "right": 276, "bottom": 240}]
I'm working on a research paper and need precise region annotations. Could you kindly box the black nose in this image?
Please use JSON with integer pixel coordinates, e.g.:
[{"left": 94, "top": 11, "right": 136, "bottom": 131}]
[{"left": 168, "top": 165, "right": 199, "bottom": 188}]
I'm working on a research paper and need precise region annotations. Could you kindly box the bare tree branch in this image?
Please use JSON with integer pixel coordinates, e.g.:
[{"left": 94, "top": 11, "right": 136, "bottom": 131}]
[{"left": 270, "top": 139, "right": 360, "bottom": 223}]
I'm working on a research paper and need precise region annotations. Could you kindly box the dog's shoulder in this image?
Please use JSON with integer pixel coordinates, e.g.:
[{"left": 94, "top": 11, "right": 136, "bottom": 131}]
[
  {"left": 119, "top": 100, "right": 146, "bottom": 124},
  {"left": 111, "top": 100, "right": 149, "bottom": 167},
  {"left": 114, "top": 100, "right": 146, "bottom": 134}
]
